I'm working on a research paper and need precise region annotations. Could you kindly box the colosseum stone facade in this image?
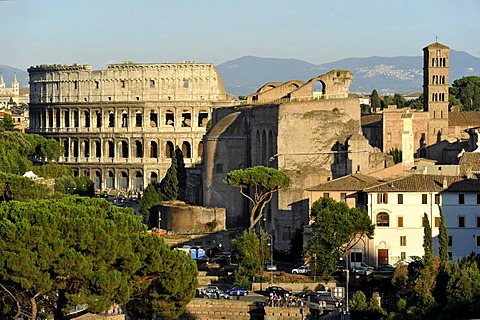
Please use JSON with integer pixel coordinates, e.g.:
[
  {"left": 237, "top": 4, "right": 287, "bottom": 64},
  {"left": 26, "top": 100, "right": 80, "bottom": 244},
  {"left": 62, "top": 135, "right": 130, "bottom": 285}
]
[{"left": 28, "top": 62, "right": 233, "bottom": 191}]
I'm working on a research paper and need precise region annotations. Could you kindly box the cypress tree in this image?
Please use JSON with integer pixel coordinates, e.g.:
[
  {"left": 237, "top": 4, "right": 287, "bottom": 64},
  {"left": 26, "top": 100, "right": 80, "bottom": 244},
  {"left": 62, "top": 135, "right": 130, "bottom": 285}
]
[
  {"left": 160, "top": 151, "right": 178, "bottom": 200},
  {"left": 371, "top": 89, "right": 381, "bottom": 111},
  {"left": 423, "top": 212, "right": 434, "bottom": 266},
  {"left": 434, "top": 207, "right": 450, "bottom": 303},
  {"left": 175, "top": 146, "right": 187, "bottom": 201}
]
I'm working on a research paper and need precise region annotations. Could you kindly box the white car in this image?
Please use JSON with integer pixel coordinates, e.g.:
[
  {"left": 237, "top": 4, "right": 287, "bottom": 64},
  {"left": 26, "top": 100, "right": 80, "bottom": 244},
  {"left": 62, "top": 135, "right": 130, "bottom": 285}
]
[
  {"left": 292, "top": 266, "right": 311, "bottom": 274},
  {"left": 266, "top": 260, "right": 277, "bottom": 271}
]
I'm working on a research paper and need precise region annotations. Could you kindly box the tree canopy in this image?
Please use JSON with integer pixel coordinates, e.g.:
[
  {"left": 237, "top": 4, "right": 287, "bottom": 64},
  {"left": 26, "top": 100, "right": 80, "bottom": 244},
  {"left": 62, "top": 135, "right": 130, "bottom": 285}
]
[
  {"left": 224, "top": 166, "right": 291, "bottom": 230},
  {"left": 0, "top": 196, "right": 197, "bottom": 320},
  {"left": 160, "top": 151, "right": 178, "bottom": 201},
  {"left": 305, "top": 197, "right": 374, "bottom": 276},
  {"left": 450, "top": 76, "right": 480, "bottom": 111}
]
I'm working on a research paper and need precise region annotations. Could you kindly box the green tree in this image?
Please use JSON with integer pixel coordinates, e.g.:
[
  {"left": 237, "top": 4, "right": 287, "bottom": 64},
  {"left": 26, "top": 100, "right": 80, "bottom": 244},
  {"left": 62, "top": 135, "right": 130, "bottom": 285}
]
[
  {"left": 232, "top": 230, "right": 263, "bottom": 288},
  {"left": 450, "top": 76, "right": 480, "bottom": 111},
  {"left": 305, "top": 197, "right": 375, "bottom": 276},
  {"left": 0, "top": 172, "right": 51, "bottom": 202},
  {"left": 368, "top": 292, "right": 387, "bottom": 320},
  {"left": 371, "top": 89, "right": 381, "bottom": 111},
  {"left": 434, "top": 207, "right": 450, "bottom": 303},
  {"left": 175, "top": 146, "right": 187, "bottom": 201},
  {"left": 349, "top": 290, "right": 368, "bottom": 319},
  {"left": 0, "top": 114, "right": 16, "bottom": 131},
  {"left": 446, "top": 257, "right": 480, "bottom": 303},
  {"left": 388, "top": 147, "right": 402, "bottom": 164},
  {"left": 139, "top": 183, "right": 164, "bottom": 227},
  {"left": 224, "top": 166, "right": 291, "bottom": 230},
  {"left": 392, "top": 93, "right": 407, "bottom": 108},
  {"left": 160, "top": 151, "right": 178, "bottom": 200},
  {"left": 0, "top": 196, "right": 197, "bottom": 320},
  {"left": 405, "top": 94, "right": 424, "bottom": 110}
]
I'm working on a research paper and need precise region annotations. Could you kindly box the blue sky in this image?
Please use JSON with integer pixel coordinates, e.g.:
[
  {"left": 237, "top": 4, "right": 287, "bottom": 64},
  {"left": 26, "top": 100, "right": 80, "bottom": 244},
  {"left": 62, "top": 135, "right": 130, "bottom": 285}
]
[{"left": 1, "top": 0, "right": 479, "bottom": 70}]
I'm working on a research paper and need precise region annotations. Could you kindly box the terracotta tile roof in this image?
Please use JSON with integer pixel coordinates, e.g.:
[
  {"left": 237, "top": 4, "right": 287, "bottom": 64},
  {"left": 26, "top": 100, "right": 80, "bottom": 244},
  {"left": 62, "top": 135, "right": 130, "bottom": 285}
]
[
  {"left": 459, "top": 152, "right": 480, "bottom": 175},
  {"left": 445, "top": 178, "right": 480, "bottom": 192},
  {"left": 423, "top": 42, "right": 449, "bottom": 50},
  {"left": 364, "top": 174, "right": 471, "bottom": 192},
  {"left": 449, "top": 111, "right": 480, "bottom": 126},
  {"left": 307, "top": 173, "right": 383, "bottom": 191},
  {"left": 361, "top": 114, "right": 382, "bottom": 126}
]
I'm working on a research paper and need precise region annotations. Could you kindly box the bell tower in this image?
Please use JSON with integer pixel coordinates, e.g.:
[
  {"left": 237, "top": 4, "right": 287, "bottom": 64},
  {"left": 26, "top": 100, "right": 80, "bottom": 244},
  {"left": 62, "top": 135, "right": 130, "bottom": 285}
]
[{"left": 423, "top": 41, "right": 449, "bottom": 146}]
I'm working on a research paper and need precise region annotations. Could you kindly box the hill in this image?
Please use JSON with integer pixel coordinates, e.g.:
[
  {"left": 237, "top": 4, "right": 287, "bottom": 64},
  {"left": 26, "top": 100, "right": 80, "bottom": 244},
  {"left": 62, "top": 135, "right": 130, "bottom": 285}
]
[
  {"left": 217, "top": 50, "right": 480, "bottom": 97},
  {"left": 2, "top": 50, "right": 479, "bottom": 97},
  {"left": 0, "top": 65, "right": 29, "bottom": 88}
]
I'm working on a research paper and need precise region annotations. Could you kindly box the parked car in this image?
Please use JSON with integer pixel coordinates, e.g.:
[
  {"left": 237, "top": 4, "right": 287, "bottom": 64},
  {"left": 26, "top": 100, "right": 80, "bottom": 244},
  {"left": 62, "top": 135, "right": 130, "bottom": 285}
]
[
  {"left": 266, "top": 260, "right": 277, "bottom": 271},
  {"left": 225, "top": 286, "right": 249, "bottom": 296},
  {"left": 203, "top": 286, "right": 230, "bottom": 299},
  {"left": 353, "top": 265, "right": 374, "bottom": 275},
  {"left": 294, "top": 289, "right": 317, "bottom": 300},
  {"left": 376, "top": 264, "right": 395, "bottom": 273},
  {"left": 291, "top": 265, "right": 311, "bottom": 274},
  {"left": 265, "top": 286, "right": 291, "bottom": 296}
]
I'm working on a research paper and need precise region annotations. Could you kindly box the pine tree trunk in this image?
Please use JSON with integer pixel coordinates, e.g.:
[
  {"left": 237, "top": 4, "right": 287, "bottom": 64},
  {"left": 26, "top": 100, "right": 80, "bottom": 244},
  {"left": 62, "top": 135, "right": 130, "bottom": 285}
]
[{"left": 29, "top": 296, "right": 37, "bottom": 320}]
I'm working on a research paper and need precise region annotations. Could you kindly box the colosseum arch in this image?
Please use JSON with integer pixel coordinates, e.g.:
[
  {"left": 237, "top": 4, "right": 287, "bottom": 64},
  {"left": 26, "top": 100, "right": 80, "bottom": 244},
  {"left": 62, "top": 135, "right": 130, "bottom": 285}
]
[
  {"left": 150, "top": 141, "right": 158, "bottom": 158},
  {"left": 119, "top": 171, "right": 129, "bottom": 190},
  {"left": 197, "top": 141, "right": 204, "bottom": 158},
  {"left": 94, "top": 170, "right": 101, "bottom": 190},
  {"left": 165, "top": 141, "right": 174, "bottom": 158},
  {"left": 181, "top": 141, "right": 191, "bottom": 158},
  {"left": 106, "top": 171, "right": 115, "bottom": 189},
  {"left": 132, "top": 171, "right": 143, "bottom": 190},
  {"left": 150, "top": 172, "right": 158, "bottom": 184},
  {"left": 134, "top": 140, "right": 143, "bottom": 158},
  {"left": 120, "top": 141, "right": 129, "bottom": 158}
]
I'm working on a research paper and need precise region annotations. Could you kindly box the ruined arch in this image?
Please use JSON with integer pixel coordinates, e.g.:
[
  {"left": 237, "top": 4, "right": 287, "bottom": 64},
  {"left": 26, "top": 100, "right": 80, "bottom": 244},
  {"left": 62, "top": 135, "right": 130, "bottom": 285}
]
[
  {"left": 165, "top": 109, "right": 174, "bottom": 126},
  {"left": 135, "top": 110, "right": 142, "bottom": 127},
  {"left": 94, "top": 170, "right": 101, "bottom": 190},
  {"left": 108, "top": 140, "right": 115, "bottom": 158},
  {"left": 150, "top": 172, "right": 158, "bottom": 184},
  {"left": 94, "top": 140, "right": 101, "bottom": 158},
  {"left": 120, "top": 141, "right": 129, "bottom": 158}
]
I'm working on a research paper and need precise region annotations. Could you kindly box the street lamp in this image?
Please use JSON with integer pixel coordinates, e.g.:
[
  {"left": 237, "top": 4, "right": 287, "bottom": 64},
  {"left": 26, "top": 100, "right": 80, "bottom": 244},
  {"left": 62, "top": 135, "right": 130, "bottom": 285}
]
[
  {"left": 268, "top": 235, "right": 274, "bottom": 284},
  {"left": 158, "top": 209, "right": 161, "bottom": 230}
]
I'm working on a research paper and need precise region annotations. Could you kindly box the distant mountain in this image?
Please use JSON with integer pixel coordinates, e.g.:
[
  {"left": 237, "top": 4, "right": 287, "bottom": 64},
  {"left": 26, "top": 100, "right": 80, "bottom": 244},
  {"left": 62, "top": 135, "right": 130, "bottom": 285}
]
[
  {"left": 218, "top": 50, "right": 480, "bottom": 97},
  {"left": 2, "top": 50, "right": 479, "bottom": 96},
  {"left": 0, "top": 65, "right": 29, "bottom": 88}
]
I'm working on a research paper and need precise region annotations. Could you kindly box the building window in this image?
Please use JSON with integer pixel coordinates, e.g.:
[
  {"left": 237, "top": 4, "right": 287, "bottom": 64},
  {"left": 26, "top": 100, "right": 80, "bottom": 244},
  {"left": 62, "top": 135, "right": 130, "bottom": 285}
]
[
  {"left": 448, "top": 236, "right": 453, "bottom": 247},
  {"left": 477, "top": 194, "right": 480, "bottom": 204},
  {"left": 477, "top": 216, "right": 480, "bottom": 228},
  {"left": 376, "top": 212, "right": 389, "bottom": 227},
  {"left": 183, "top": 79, "right": 189, "bottom": 88},
  {"left": 422, "top": 194, "right": 428, "bottom": 204},
  {"left": 150, "top": 79, "right": 156, "bottom": 88},
  {"left": 400, "top": 236, "right": 407, "bottom": 246},
  {"left": 323, "top": 193, "right": 329, "bottom": 198},
  {"left": 340, "top": 193, "right": 347, "bottom": 203},
  {"left": 377, "top": 193, "right": 388, "bottom": 204},
  {"left": 477, "top": 236, "right": 480, "bottom": 247},
  {"left": 95, "top": 81, "right": 99, "bottom": 89},
  {"left": 435, "top": 217, "right": 440, "bottom": 228},
  {"left": 459, "top": 194, "right": 465, "bottom": 204},
  {"left": 458, "top": 216, "right": 465, "bottom": 228},
  {"left": 435, "top": 194, "right": 441, "bottom": 204},
  {"left": 121, "top": 80, "right": 125, "bottom": 88},
  {"left": 398, "top": 216, "right": 404, "bottom": 228},
  {"left": 398, "top": 194, "right": 403, "bottom": 204},
  {"left": 401, "top": 252, "right": 406, "bottom": 260}
]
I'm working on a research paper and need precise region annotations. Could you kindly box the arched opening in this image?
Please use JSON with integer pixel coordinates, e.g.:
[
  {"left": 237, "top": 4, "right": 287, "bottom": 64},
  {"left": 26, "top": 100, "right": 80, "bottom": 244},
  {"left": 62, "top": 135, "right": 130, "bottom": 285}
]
[
  {"left": 133, "top": 171, "right": 143, "bottom": 191},
  {"left": 198, "top": 111, "right": 209, "bottom": 127},
  {"left": 121, "top": 141, "right": 128, "bottom": 158},
  {"left": 84, "top": 110, "right": 90, "bottom": 128},
  {"left": 108, "top": 111, "right": 114, "bottom": 127},
  {"left": 121, "top": 110, "right": 128, "bottom": 128},
  {"left": 119, "top": 172, "right": 129, "bottom": 190},
  {"left": 150, "top": 172, "right": 158, "bottom": 184},
  {"left": 181, "top": 141, "right": 191, "bottom": 158},
  {"left": 262, "top": 131, "right": 267, "bottom": 165},
  {"left": 94, "top": 170, "right": 101, "bottom": 190},
  {"left": 95, "top": 141, "right": 101, "bottom": 158},
  {"left": 63, "top": 140, "right": 69, "bottom": 157},
  {"left": 135, "top": 110, "right": 142, "bottom": 127},
  {"left": 73, "top": 110, "right": 79, "bottom": 128},
  {"left": 55, "top": 109, "right": 61, "bottom": 127},
  {"left": 106, "top": 171, "right": 115, "bottom": 189},
  {"left": 135, "top": 140, "right": 143, "bottom": 158},
  {"left": 312, "top": 80, "right": 326, "bottom": 99},
  {"left": 376, "top": 212, "right": 390, "bottom": 227},
  {"left": 256, "top": 130, "right": 260, "bottom": 164},
  {"left": 268, "top": 130, "right": 274, "bottom": 163},
  {"left": 96, "top": 111, "right": 102, "bottom": 128},
  {"left": 165, "top": 141, "right": 174, "bottom": 158},
  {"left": 48, "top": 109, "right": 53, "bottom": 127},
  {"left": 150, "top": 111, "right": 158, "bottom": 127},
  {"left": 84, "top": 140, "right": 90, "bottom": 158},
  {"left": 165, "top": 110, "right": 174, "bottom": 126},
  {"left": 108, "top": 141, "right": 114, "bottom": 158},
  {"left": 73, "top": 139, "right": 79, "bottom": 158},
  {"left": 150, "top": 141, "right": 158, "bottom": 158},
  {"left": 197, "top": 141, "right": 203, "bottom": 158},
  {"left": 181, "top": 111, "right": 191, "bottom": 127}
]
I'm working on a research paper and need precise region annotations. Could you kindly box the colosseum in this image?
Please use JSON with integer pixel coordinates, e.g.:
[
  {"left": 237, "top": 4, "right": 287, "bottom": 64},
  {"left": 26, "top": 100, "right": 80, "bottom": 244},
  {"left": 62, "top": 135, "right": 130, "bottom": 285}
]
[{"left": 28, "top": 62, "right": 233, "bottom": 191}]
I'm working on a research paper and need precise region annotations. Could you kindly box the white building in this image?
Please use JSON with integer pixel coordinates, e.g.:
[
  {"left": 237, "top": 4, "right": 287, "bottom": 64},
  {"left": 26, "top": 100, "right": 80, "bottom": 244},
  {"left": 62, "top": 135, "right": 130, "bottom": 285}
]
[{"left": 364, "top": 173, "right": 480, "bottom": 266}]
